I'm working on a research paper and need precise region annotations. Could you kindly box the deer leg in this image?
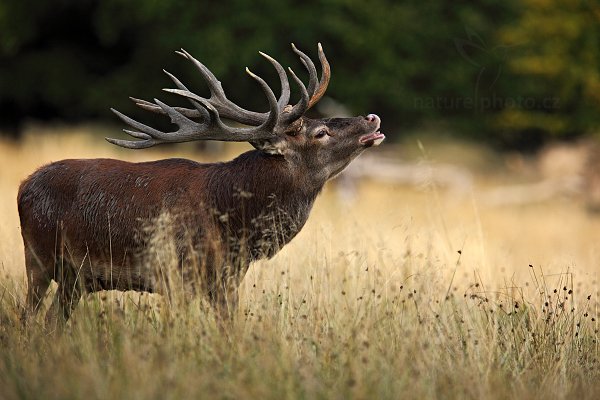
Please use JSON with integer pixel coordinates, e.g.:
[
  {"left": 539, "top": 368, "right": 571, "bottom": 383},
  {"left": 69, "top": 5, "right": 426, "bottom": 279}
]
[
  {"left": 207, "top": 263, "right": 246, "bottom": 323},
  {"left": 22, "top": 248, "right": 52, "bottom": 324},
  {"left": 25, "top": 272, "right": 51, "bottom": 315},
  {"left": 45, "top": 262, "right": 85, "bottom": 329}
]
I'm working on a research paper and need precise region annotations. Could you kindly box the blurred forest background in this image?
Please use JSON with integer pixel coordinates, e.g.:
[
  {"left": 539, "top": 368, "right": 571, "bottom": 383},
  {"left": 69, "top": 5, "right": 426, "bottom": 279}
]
[{"left": 0, "top": 0, "right": 599, "bottom": 151}]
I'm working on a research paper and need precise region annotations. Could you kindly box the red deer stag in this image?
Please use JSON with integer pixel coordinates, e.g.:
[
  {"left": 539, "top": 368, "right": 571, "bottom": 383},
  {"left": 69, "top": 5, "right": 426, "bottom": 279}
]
[{"left": 18, "top": 44, "right": 385, "bottom": 324}]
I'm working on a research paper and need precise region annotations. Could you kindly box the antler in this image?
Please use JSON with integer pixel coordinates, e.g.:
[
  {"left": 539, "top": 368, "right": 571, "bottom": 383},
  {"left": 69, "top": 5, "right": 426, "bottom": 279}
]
[
  {"left": 108, "top": 68, "right": 279, "bottom": 149},
  {"left": 107, "top": 44, "right": 330, "bottom": 149},
  {"left": 280, "top": 43, "right": 330, "bottom": 124}
]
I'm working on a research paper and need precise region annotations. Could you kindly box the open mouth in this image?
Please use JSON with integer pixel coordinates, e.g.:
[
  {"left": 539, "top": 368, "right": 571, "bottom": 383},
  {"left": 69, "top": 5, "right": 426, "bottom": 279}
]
[{"left": 359, "top": 130, "right": 386, "bottom": 147}]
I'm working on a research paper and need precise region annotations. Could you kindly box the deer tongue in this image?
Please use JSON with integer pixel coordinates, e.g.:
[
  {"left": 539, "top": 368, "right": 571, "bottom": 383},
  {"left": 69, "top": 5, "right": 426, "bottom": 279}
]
[{"left": 359, "top": 131, "right": 385, "bottom": 147}]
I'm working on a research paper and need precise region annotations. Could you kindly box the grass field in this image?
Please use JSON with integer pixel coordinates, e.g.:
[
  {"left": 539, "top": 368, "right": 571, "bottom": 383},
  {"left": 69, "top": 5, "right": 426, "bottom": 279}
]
[{"left": 1, "top": 126, "right": 599, "bottom": 399}]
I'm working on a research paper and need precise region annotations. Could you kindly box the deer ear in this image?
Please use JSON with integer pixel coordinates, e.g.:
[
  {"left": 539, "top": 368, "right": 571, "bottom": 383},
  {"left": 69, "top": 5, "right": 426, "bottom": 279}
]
[{"left": 250, "top": 138, "right": 286, "bottom": 155}]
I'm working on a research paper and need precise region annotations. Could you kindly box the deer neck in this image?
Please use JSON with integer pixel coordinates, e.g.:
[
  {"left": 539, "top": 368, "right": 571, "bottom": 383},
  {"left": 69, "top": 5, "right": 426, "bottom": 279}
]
[
  {"left": 211, "top": 149, "right": 323, "bottom": 201},
  {"left": 205, "top": 150, "right": 323, "bottom": 260}
]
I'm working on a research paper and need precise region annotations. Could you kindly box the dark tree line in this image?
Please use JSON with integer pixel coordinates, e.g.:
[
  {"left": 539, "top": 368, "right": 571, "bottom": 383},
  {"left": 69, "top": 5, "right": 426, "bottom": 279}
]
[{"left": 1, "top": 0, "right": 598, "bottom": 150}]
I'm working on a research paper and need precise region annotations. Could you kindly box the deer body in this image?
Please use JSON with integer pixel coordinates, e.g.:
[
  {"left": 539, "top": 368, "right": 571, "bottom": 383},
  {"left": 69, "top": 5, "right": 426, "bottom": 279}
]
[
  {"left": 19, "top": 151, "right": 321, "bottom": 318},
  {"left": 19, "top": 44, "right": 384, "bottom": 324}
]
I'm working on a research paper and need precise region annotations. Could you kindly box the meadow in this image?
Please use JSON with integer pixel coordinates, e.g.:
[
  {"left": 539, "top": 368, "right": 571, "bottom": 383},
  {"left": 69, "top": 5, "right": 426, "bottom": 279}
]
[{"left": 0, "top": 126, "right": 599, "bottom": 399}]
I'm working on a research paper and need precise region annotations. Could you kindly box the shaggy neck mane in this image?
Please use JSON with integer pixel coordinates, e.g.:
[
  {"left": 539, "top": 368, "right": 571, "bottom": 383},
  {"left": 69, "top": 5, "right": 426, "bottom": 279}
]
[{"left": 198, "top": 150, "right": 324, "bottom": 260}]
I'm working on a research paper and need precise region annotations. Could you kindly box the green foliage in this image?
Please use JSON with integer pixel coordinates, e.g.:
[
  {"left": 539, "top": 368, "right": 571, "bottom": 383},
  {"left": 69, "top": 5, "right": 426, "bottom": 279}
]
[
  {"left": 492, "top": 0, "right": 600, "bottom": 147},
  {"left": 0, "top": 0, "right": 598, "bottom": 148}
]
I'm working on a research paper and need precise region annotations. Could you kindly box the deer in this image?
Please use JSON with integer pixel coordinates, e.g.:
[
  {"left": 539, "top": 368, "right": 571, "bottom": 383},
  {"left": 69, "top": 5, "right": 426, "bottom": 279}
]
[{"left": 17, "top": 44, "right": 385, "bottom": 326}]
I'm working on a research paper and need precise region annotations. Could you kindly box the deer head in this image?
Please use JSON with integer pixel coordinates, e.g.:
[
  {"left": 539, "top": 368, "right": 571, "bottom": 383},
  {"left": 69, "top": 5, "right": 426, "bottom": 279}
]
[{"left": 107, "top": 43, "right": 385, "bottom": 188}]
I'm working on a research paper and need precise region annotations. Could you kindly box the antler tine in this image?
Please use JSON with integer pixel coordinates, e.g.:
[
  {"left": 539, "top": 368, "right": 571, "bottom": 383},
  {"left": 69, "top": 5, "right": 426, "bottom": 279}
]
[
  {"left": 307, "top": 43, "right": 331, "bottom": 109},
  {"left": 106, "top": 66, "right": 279, "bottom": 149},
  {"left": 167, "top": 87, "right": 278, "bottom": 141},
  {"left": 130, "top": 96, "right": 202, "bottom": 119},
  {"left": 176, "top": 49, "right": 266, "bottom": 126},
  {"left": 243, "top": 67, "right": 280, "bottom": 132},
  {"left": 165, "top": 66, "right": 279, "bottom": 135},
  {"left": 128, "top": 67, "right": 211, "bottom": 119},
  {"left": 148, "top": 51, "right": 292, "bottom": 123},
  {"left": 278, "top": 43, "right": 330, "bottom": 124},
  {"left": 259, "top": 51, "right": 290, "bottom": 113},
  {"left": 162, "top": 70, "right": 211, "bottom": 120},
  {"left": 279, "top": 67, "right": 309, "bottom": 125},
  {"left": 107, "top": 108, "right": 171, "bottom": 149},
  {"left": 291, "top": 43, "right": 318, "bottom": 98}
]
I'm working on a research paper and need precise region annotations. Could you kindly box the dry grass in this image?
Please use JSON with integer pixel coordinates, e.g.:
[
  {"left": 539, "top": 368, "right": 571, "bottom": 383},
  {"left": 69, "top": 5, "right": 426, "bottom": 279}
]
[{"left": 0, "top": 125, "right": 599, "bottom": 399}]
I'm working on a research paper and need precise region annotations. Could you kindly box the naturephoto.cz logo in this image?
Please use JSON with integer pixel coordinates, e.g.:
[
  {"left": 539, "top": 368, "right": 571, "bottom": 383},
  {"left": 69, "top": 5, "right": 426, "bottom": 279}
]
[{"left": 414, "top": 27, "right": 560, "bottom": 112}]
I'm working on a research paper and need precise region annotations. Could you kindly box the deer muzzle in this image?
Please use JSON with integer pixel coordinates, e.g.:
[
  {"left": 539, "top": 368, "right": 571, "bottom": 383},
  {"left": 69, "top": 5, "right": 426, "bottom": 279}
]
[{"left": 359, "top": 114, "right": 385, "bottom": 147}]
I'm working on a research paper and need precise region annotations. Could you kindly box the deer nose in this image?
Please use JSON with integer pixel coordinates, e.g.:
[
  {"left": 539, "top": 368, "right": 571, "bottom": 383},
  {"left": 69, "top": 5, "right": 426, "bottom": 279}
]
[{"left": 365, "top": 114, "right": 380, "bottom": 124}]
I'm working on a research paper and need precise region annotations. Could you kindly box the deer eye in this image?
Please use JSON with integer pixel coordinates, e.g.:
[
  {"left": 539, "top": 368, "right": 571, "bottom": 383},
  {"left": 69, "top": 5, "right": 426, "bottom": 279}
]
[{"left": 314, "top": 129, "right": 328, "bottom": 139}]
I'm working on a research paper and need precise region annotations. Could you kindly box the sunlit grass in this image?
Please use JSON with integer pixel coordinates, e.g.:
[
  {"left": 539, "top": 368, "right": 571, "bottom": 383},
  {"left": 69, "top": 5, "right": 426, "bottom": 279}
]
[{"left": 0, "top": 126, "right": 599, "bottom": 399}]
